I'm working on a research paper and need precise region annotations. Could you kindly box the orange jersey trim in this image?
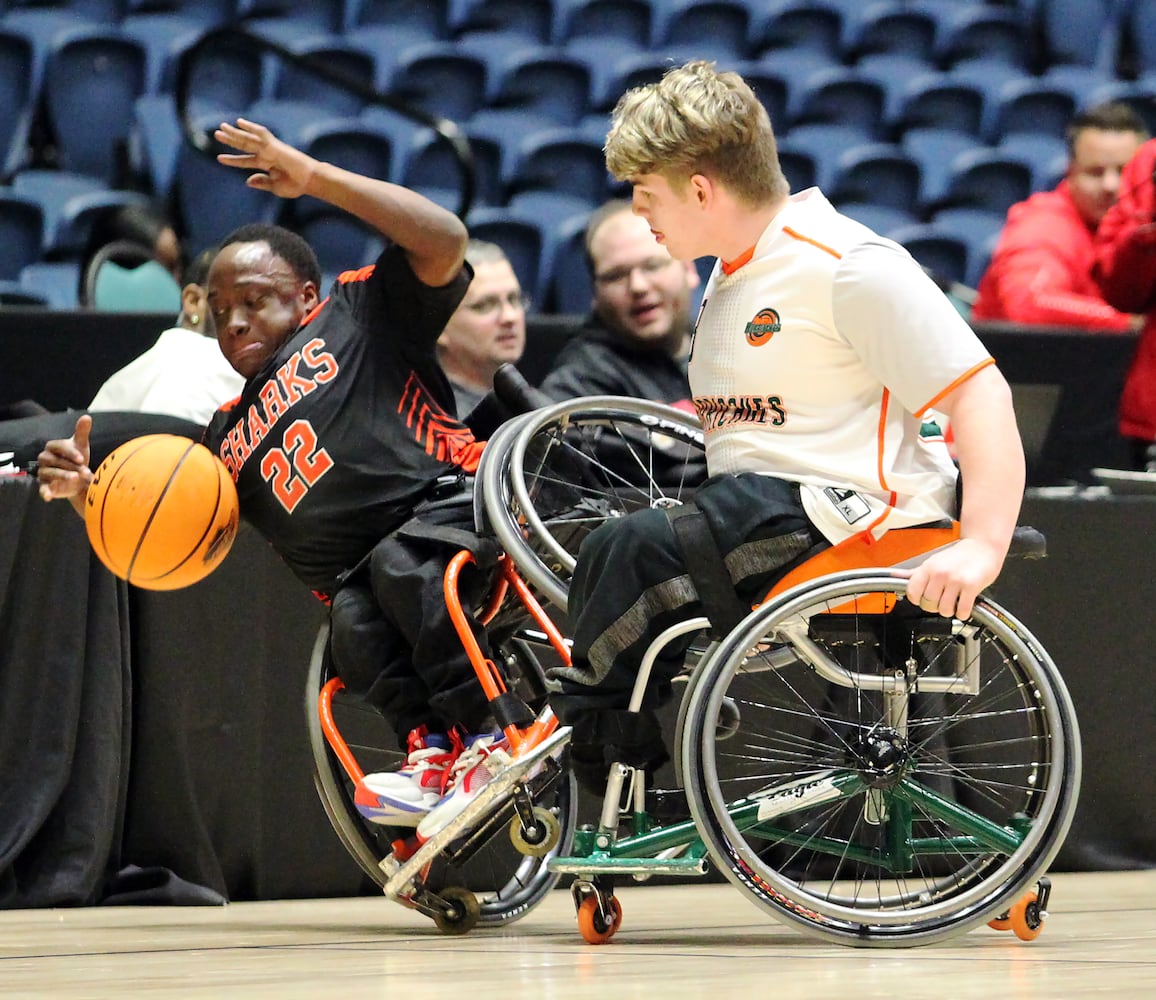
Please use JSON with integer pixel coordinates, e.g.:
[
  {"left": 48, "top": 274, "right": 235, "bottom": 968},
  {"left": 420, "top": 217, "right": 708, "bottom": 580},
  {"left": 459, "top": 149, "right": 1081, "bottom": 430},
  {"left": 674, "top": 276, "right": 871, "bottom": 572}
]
[
  {"left": 783, "top": 226, "right": 842, "bottom": 260},
  {"left": 915, "top": 357, "right": 995, "bottom": 417},
  {"left": 721, "top": 245, "right": 755, "bottom": 274}
]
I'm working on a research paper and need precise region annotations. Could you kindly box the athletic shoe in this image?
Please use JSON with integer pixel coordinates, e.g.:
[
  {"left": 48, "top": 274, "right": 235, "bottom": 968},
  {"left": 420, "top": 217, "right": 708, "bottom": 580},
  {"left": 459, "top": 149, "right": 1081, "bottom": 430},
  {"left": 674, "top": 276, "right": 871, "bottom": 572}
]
[
  {"left": 415, "top": 733, "right": 511, "bottom": 842},
  {"left": 354, "top": 727, "right": 461, "bottom": 827}
]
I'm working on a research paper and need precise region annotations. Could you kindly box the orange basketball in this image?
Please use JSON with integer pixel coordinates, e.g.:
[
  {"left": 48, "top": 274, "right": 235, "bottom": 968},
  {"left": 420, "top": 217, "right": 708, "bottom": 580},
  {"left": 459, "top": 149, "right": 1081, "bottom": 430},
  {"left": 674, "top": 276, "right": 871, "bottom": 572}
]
[{"left": 84, "top": 434, "right": 240, "bottom": 591}]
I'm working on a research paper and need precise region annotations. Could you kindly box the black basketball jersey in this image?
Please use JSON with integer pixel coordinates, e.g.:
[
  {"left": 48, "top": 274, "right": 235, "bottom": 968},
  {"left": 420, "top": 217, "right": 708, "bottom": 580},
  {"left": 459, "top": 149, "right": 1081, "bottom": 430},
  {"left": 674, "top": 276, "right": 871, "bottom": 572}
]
[{"left": 204, "top": 244, "right": 476, "bottom": 595}]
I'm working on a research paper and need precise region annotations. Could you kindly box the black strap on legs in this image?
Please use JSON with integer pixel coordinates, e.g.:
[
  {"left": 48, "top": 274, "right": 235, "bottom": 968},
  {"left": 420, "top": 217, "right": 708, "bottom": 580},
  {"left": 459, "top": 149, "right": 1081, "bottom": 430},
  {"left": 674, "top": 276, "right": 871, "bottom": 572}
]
[{"left": 666, "top": 502, "right": 748, "bottom": 638}]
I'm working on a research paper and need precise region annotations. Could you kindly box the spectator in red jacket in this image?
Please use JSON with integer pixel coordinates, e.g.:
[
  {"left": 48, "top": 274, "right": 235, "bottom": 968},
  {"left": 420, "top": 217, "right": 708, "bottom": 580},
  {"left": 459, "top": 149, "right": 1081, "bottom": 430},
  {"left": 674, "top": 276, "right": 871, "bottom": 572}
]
[
  {"left": 972, "top": 102, "right": 1147, "bottom": 331},
  {"left": 1093, "top": 136, "right": 1156, "bottom": 466}
]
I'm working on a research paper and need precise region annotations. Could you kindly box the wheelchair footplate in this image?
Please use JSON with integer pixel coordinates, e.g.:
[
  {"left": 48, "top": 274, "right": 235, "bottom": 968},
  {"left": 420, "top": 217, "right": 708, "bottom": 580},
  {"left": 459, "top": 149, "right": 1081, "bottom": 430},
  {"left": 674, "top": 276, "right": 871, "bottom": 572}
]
[{"left": 381, "top": 727, "right": 571, "bottom": 905}]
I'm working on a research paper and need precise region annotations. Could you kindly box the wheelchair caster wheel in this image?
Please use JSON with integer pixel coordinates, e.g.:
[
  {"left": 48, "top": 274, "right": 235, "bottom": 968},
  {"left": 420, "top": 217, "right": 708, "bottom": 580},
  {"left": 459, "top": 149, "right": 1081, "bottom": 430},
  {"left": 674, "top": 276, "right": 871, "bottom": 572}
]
[
  {"left": 1008, "top": 891, "right": 1045, "bottom": 942},
  {"left": 577, "top": 893, "right": 623, "bottom": 945},
  {"left": 432, "top": 886, "right": 481, "bottom": 935},
  {"left": 509, "top": 806, "right": 561, "bottom": 857}
]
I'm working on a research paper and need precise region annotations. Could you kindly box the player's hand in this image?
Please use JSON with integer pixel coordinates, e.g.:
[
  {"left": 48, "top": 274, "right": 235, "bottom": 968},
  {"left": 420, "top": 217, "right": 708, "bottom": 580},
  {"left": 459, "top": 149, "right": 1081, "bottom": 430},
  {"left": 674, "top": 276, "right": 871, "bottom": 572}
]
[
  {"left": 37, "top": 414, "right": 93, "bottom": 502},
  {"left": 215, "top": 118, "right": 314, "bottom": 199},
  {"left": 902, "top": 537, "right": 1003, "bottom": 621}
]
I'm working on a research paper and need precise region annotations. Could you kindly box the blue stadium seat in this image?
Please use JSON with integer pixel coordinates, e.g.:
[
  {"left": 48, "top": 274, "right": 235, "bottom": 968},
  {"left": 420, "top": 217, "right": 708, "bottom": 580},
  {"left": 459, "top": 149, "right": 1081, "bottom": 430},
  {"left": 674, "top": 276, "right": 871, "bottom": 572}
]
[
  {"left": 939, "top": 148, "right": 1033, "bottom": 216},
  {"left": 1083, "top": 79, "right": 1156, "bottom": 137},
  {"left": 0, "top": 193, "right": 46, "bottom": 280},
  {"left": 777, "top": 123, "right": 874, "bottom": 191},
  {"left": 750, "top": 46, "right": 841, "bottom": 124},
  {"left": 43, "top": 30, "right": 149, "bottom": 185},
  {"left": 454, "top": 0, "right": 554, "bottom": 43},
  {"left": 485, "top": 47, "right": 592, "bottom": 127},
  {"left": 582, "top": 48, "right": 679, "bottom": 113},
  {"left": 345, "top": 0, "right": 451, "bottom": 39},
  {"left": 546, "top": 211, "right": 594, "bottom": 315},
  {"left": 998, "top": 133, "right": 1069, "bottom": 193},
  {"left": 270, "top": 37, "right": 379, "bottom": 117},
  {"left": 172, "top": 30, "right": 268, "bottom": 117},
  {"left": 506, "top": 127, "right": 610, "bottom": 204},
  {"left": 778, "top": 148, "right": 818, "bottom": 192},
  {"left": 402, "top": 126, "right": 503, "bottom": 212},
  {"left": 935, "top": 5, "right": 1032, "bottom": 70},
  {"left": 120, "top": 12, "right": 215, "bottom": 96},
  {"left": 0, "top": 281, "right": 50, "bottom": 306},
  {"left": 0, "top": 28, "right": 36, "bottom": 179},
  {"left": 13, "top": 169, "right": 151, "bottom": 259},
  {"left": 130, "top": 94, "right": 182, "bottom": 202},
  {"left": 985, "top": 78, "right": 1077, "bottom": 145},
  {"left": 235, "top": 0, "right": 345, "bottom": 38},
  {"left": 751, "top": 1, "right": 844, "bottom": 61},
  {"left": 1129, "top": 0, "right": 1156, "bottom": 76},
  {"left": 828, "top": 142, "right": 921, "bottom": 213},
  {"left": 386, "top": 43, "right": 489, "bottom": 122},
  {"left": 930, "top": 205, "right": 1006, "bottom": 288},
  {"left": 651, "top": 0, "right": 752, "bottom": 62},
  {"left": 1037, "top": 0, "right": 1124, "bottom": 73},
  {"left": 888, "top": 222, "right": 970, "bottom": 287},
  {"left": 889, "top": 71, "right": 988, "bottom": 140},
  {"left": 837, "top": 201, "right": 919, "bottom": 237},
  {"left": 463, "top": 206, "right": 545, "bottom": 306},
  {"left": 901, "top": 126, "right": 984, "bottom": 211},
  {"left": 789, "top": 66, "right": 888, "bottom": 138},
  {"left": 506, "top": 190, "right": 592, "bottom": 307},
  {"left": 19, "top": 261, "right": 81, "bottom": 310},
  {"left": 552, "top": 0, "right": 651, "bottom": 48},
  {"left": 174, "top": 110, "right": 282, "bottom": 255},
  {"left": 841, "top": 1, "right": 938, "bottom": 62},
  {"left": 734, "top": 61, "right": 791, "bottom": 130}
]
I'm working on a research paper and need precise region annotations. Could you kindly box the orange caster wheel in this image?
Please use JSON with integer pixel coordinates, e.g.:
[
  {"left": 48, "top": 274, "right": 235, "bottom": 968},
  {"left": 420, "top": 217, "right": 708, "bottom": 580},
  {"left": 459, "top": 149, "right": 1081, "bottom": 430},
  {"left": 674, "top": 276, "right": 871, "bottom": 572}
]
[
  {"left": 577, "top": 894, "right": 623, "bottom": 944},
  {"left": 1007, "top": 891, "right": 1045, "bottom": 941},
  {"left": 990, "top": 877, "right": 1050, "bottom": 941}
]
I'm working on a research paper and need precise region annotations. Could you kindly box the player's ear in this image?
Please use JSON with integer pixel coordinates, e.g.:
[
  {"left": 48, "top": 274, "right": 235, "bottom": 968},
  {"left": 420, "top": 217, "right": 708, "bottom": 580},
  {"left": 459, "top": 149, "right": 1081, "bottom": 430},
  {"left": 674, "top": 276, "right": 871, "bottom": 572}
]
[{"left": 300, "top": 280, "right": 320, "bottom": 312}]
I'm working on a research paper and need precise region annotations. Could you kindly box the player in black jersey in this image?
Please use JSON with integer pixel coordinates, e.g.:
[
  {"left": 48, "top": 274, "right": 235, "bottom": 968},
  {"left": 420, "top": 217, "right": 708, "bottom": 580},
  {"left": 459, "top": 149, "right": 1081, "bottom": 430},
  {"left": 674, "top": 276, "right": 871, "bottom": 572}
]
[{"left": 36, "top": 119, "right": 511, "bottom": 836}]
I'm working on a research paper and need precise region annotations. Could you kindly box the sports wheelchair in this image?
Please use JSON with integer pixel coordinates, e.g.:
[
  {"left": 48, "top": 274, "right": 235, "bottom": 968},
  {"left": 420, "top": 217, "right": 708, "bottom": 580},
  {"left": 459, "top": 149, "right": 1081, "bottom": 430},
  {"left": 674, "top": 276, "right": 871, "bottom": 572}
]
[{"left": 307, "top": 382, "right": 1081, "bottom": 947}]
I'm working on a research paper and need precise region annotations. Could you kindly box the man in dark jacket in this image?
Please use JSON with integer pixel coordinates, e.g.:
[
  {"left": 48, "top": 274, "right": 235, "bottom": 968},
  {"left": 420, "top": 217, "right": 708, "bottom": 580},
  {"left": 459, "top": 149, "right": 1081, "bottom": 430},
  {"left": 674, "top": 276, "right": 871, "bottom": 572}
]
[{"left": 540, "top": 199, "right": 700, "bottom": 412}]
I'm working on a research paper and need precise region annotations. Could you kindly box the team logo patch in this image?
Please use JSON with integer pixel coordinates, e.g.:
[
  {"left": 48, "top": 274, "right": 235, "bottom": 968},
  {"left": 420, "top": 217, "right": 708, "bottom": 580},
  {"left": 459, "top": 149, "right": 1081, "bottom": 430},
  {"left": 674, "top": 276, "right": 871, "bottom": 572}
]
[{"left": 744, "top": 307, "right": 781, "bottom": 346}]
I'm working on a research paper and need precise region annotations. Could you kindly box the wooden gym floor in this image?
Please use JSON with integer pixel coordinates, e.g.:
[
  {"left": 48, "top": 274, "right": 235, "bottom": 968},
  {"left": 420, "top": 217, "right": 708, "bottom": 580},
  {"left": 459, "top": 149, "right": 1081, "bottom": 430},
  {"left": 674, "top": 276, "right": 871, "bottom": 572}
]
[{"left": 2, "top": 869, "right": 1154, "bottom": 998}]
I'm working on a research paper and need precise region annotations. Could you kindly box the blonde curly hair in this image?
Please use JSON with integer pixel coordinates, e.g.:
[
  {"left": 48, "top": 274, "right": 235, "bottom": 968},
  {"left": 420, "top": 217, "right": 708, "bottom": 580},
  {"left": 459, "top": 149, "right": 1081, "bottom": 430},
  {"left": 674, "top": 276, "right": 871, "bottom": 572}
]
[{"left": 604, "top": 60, "right": 789, "bottom": 206}]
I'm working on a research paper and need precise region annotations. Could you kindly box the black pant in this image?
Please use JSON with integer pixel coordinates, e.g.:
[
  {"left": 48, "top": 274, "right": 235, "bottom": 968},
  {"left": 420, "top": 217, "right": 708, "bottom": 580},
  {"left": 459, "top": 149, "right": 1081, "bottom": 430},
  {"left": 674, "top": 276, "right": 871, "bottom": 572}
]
[
  {"left": 327, "top": 489, "right": 496, "bottom": 749},
  {"left": 550, "top": 472, "right": 824, "bottom": 786}
]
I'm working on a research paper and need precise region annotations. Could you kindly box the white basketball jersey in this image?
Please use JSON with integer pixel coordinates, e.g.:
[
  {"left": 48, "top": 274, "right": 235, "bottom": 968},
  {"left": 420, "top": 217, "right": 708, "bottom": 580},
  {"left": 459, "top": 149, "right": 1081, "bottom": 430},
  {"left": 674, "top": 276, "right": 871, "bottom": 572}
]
[{"left": 689, "top": 188, "right": 992, "bottom": 545}]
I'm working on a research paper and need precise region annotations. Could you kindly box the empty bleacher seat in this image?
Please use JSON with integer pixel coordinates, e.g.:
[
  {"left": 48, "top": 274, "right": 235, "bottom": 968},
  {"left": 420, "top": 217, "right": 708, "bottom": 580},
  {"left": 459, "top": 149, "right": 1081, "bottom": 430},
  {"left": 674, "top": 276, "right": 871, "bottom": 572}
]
[
  {"left": 43, "top": 29, "right": 149, "bottom": 185},
  {"left": 828, "top": 142, "right": 921, "bottom": 213},
  {"left": 0, "top": 193, "right": 46, "bottom": 280}
]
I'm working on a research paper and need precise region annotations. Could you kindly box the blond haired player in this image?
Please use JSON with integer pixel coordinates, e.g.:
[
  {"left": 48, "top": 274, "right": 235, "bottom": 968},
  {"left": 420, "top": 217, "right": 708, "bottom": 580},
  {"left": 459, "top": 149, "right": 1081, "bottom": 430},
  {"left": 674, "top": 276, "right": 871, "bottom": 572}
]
[{"left": 550, "top": 61, "right": 1026, "bottom": 793}]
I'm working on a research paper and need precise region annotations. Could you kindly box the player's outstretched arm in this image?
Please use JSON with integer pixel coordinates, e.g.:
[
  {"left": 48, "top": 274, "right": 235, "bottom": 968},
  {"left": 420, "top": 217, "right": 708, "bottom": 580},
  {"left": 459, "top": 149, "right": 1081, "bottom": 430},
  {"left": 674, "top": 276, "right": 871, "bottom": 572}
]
[
  {"left": 214, "top": 118, "right": 467, "bottom": 288},
  {"left": 37, "top": 414, "right": 93, "bottom": 518}
]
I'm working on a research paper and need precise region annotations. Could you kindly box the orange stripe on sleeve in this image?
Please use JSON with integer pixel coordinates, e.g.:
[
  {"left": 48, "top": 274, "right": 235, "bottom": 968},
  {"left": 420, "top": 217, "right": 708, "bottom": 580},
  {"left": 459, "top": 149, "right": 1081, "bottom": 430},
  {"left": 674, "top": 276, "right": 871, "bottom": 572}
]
[
  {"left": 916, "top": 357, "right": 995, "bottom": 416},
  {"left": 783, "top": 226, "right": 842, "bottom": 259}
]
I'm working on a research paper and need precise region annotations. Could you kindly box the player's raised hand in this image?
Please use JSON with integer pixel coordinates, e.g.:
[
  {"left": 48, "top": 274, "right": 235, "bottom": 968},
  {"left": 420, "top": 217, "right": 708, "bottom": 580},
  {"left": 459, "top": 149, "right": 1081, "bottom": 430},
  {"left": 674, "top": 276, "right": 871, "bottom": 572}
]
[
  {"left": 215, "top": 118, "right": 315, "bottom": 199},
  {"left": 37, "top": 413, "right": 93, "bottom": 502}
]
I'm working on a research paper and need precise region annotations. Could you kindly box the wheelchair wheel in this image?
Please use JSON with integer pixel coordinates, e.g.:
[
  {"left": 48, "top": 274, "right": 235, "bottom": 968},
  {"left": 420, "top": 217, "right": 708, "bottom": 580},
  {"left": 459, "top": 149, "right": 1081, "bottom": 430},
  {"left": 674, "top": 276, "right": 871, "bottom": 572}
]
[
  {"left": 680, "top": 570, "right": 1081, "bottom": 946},
  {"left": 305, "top": 623, "right": 577, "bottom": 927},
  {"left": 478, "top": 396, "right": 705, "bottom": 612}
]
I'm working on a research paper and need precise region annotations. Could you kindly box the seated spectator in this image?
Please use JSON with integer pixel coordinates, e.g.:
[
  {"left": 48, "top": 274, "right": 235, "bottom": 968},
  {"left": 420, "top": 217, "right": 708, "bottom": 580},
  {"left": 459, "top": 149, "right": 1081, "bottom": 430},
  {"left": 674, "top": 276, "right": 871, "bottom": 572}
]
[
  {"left": 539, "top": 199, "right": 699, "bottom": 410},
  {"left": 83, "top": 202, "right": 185, "bottom": 286},
  {"left": 88, "top": 250, "right": 244, "bottom": 424},
  {"left": 435, "top": 240, "right": 527, "bottom": 417},
  {"left": 1093, "top": 136, "right": 1156, "bottom": 468},
  {"left": 972, "top": 103, "right": 1146, "bottom": 331}
]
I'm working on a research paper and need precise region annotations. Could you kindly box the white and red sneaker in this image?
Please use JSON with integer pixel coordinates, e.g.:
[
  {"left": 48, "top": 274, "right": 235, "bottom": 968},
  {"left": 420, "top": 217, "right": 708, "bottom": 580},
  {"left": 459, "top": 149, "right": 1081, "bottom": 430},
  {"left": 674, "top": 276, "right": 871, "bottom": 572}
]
[
  {"left": 415, "top": 733, "right": 511, "bottom": 842},
  {"left": 354, "top": 727, "right": 462, "bottom": 827}
]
